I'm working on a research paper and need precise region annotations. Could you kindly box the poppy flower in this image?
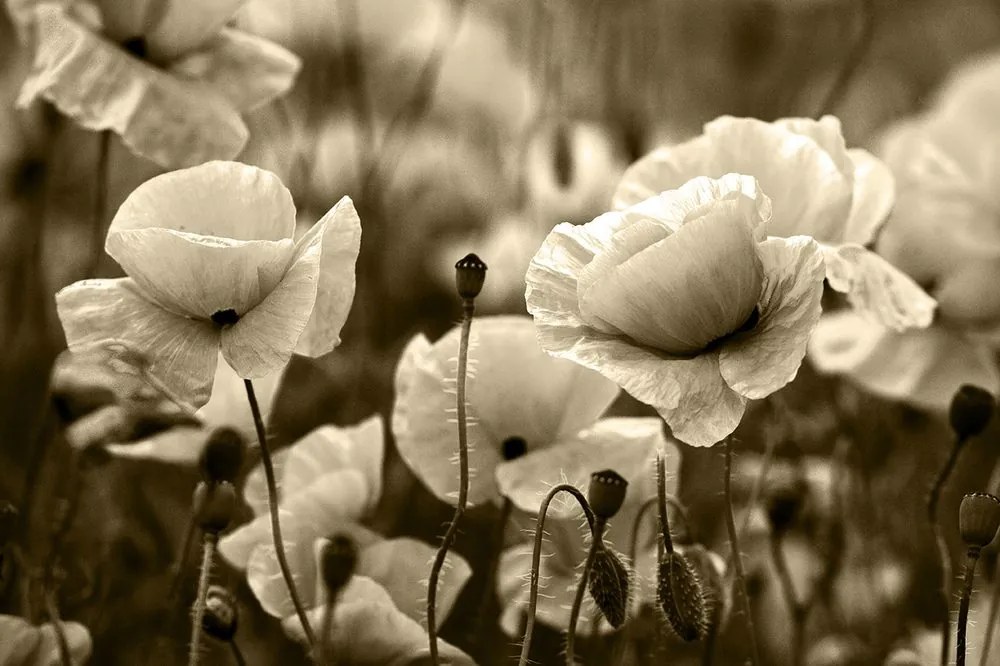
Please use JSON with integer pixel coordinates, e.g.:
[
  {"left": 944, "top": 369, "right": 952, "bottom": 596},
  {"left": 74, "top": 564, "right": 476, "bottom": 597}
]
[
  {"left": 55, "top": 160, "right": 361, "bottom": 409},
  {"left": 614, "top": 115, "right": 935, "bottom": 331},
  {"left": 0, "top": 615, "right": 91, "bottom": 665},
  {"left": 526, "top": 173, "right": 825, "bottom": 446},
  {"left": 14, "top": 0, "right": 300, "bottom": 168}
]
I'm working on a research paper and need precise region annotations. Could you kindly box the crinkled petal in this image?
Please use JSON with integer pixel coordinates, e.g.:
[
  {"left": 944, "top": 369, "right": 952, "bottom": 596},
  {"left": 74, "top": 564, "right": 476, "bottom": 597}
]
[
  {"left": 55, "top": 278, "right": 218, "bottom": 408},
  {"left": 144, "top": 0, "right": 244, "bottom": 62},
  {"left": 843, "top": 148, "right": 895, "bottom": 246},
  {"left": 822, "top": 243, "right": 936, "bottom": 331},
  {"left": 221, "top": 224, "right": 322, "bottom": 378},
  {"left": 294, "top": 197, "right": 362, "bottom": 358},
  {"left": 109, "top": 161, "right": 296, "bottom": 240},
  {"left": 719, "top": 236, "right": 824, "bottom": 400},
  {"left": 168, "top": 28, "right": 300, "bottom": 111},
  {"left": 19, "top": 5, "right": 248, "bottom": 168},
  {"left": 611, "top": 134, "right": 714, "bottom": 210},
  {"left": 496, "top": 417, "right": 666, "bottom": 516},
  {"left": 808, "top": 311, "right": 1000, "bottom": 410}
]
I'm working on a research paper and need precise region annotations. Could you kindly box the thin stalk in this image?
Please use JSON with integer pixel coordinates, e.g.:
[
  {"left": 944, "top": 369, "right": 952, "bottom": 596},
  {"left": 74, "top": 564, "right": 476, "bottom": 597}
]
[
  {"left": 657, "top": 453, "right": 673, "bottom": 555},
  {"left": 929, "top": 435, "right": 968, "bottom": 666},
  {"left": 980, "top": 557, "right": 1000, "bottom": 666},
  {"left": 188, "top": 534, "right": 216, "bottom": 666},
  {"left": 629, "top": 494, "right": 691, "bottom": 568},
  {"left": 168, "top": 515, "right": 196, "bottom": 601},
  {"left": 427, "top": 298, "right": 474, "bottom": 664},
  {"left": 769, "top": 533, "right": 806, "bottom": 666},
  {"left": 229, "top": 641, "right": 247, "bottom": 666},
  {"left": 518, "top": 484, "right": 595, "bottom": 666},
  {"left": 321, "top": 597, "right": 336, "bottom": 665},
  {"left": 243, "top": 379, "right": 315, "bottom": 647},
  {"left": 724, "top": 439, "right": 760, "bottom": 666},
  {"left": 958, "top": 549, "right": 982, "bottom": 666},
  {"left": 44, "top": 589, "right": 71, "bottom": 666},
  {"left": 566, "top": 518, "right": 607, "bottom": 665},
  {"left": 86, "top": 130, "right": 111, "bottom": 279}
]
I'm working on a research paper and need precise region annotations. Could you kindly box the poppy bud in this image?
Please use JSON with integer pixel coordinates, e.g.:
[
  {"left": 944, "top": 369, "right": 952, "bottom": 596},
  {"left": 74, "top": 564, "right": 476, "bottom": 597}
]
[
  {"left": 657, "top": 551, "right": 708, "bottom": 642},
  {"left": 192, "top": 481, "right": 236, "bottom": 534},
  {"left": 587, "top": 469, "right": 628, "bottom": 520},
  {"left": 949, "top": 385, "right": 994, "bottom": 439},
  {"left": 455, "top": 253, "right": 487, "bottom": 300},
  {"left": 202, "top": 585, "right": 238, "bottom": 642},
  {"left": 587, "top": 544, "right": 630, "bottom": 628},
  {"left": 321, "top": 533, "right": 357, "bottom": 595},
  {"left": 199, "top": 428, "right": 245, "bottom": 483},
  {"left": 959, "top": 492, "right": 1000, "bottom": 550}
]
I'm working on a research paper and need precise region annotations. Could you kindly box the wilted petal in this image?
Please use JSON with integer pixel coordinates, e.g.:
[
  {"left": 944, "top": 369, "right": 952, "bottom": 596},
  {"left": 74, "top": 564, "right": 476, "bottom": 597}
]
[
  {"left": 843, "top": 148, "right": 895, "bottom": 246},
  {"left": 580, "top": 206, "right": 763, "bottom": 355},
  {"left": 294, "top": 197, "right": 362, "bottom": 358},
  {"left": 56, "top": 278, "right": 219, "bottom": 407},
  {"left": 496, "top": 417, "right": 665, "bottom": 516},
  {"left": 143, "top": 0, "right": 244, "bottom": 62},
  {"left": 19, "top": 6, "right": 249, "bottom": 168},
  {"left": 718, "top": 236, "right": 824, "bottom": 400},
  {"left": 808, "top": 311, "right": 1000, "bottom": 410},
  {"left": 823, "top": 244, "right": 936, "bottom": 331}
]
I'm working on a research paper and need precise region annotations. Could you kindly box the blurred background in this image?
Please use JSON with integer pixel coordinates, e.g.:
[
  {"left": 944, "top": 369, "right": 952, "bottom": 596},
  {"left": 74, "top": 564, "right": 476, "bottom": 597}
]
[{"left": 3, "top": 0, "right": 1000, "bottom": 663}]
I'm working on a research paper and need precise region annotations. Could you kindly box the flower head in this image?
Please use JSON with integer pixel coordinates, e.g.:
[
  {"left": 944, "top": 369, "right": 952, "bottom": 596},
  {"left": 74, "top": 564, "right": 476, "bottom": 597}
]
[
  {"left": 56, "top": 161, "right": 361, "bottom": 409},
  {"left": 614, "top": 115, "right": 934, "bottom": 331},
  {"left": 526, "top": 173, "right": 825, "bottom": 446},
  {"left": 13, "top": 1, "right": 300, "bottom": 168}
]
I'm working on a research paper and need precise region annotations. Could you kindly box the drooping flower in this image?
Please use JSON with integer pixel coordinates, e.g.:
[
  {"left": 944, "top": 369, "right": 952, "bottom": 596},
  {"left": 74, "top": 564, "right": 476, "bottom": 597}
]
[
  {"left": 526, "top": 173, "right": 825, "bottom": 446},
  {"left": 613, "top": 115, "right": 935, "bottom": 331},
  {"left": 217, "top": 416, "right": 473, "bottom": 652},
  {"left": 810, "top": 52, "right": 1000, "bottom": 408},
  {"left": 12, "top": 0, "right": 300, "bottom": 168},
  {"left": 55, "top": 161, "right": 361, "bottom": 409},
  {"left": 0, "top": 615, "right": 92, "bottom": 665},
  {"left": 393, "top": 314, "right": 669, "bottom": 510}
]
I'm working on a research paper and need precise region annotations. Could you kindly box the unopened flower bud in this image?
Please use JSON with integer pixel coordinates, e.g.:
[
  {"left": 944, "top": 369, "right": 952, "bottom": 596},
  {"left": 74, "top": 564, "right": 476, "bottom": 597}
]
[
  {"left": 202, "top": 585, "right": 238, "bottom": 642},
  {"left": 949, "top": 385, "right": 994, "bottom": 440},
  {"left": 959, "top": 492, "right": 1000, "bottom": 550},
  {"left": 454, "top": 253, "right": 487, "bottom": 300},
  {"left": 193, "top": 481, "right": 236, "bottom": 534},
  {"left": 657, "top": 551, "right": 708, "bottom": 642},
  {"left": 587, "top": 469, "right": 628, "bottom": 520},
  {"left": 199, "top": 428, "right": 245, "bottom": 484},
  {"left": 321, "top": 533, "right": 357, "bottom": 595},
  {"left": 587, "top": 544, "right": 630, "bottom": 628}
]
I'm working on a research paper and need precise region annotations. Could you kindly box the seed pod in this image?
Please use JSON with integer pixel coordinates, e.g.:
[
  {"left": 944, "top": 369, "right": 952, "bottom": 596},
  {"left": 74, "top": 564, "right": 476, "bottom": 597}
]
[
  {"left": 199, "top": 427, "right": 245, "bottom": 483},
  {"left": 192, "top": 481, "right": 237, "bottom": 534},
  {"left": 454, "top": 253, "right": 487, "bottom": 299},
  {"left": 587, "top": 544, "right": 630, "bottom": 628},
  {"left": 657, "top": 550, "right": 708, "bottom": 642},
  {"left": 959, "top": 492, "right": 1000, "bottom": 549},
  {"left": 587, "top": 469, "right": 628, "bottom": 520},
  {"left": 949, "top": 385, "right": 994, "bottom": 439},
  {"left": 202, "top": 585, "right": 238, "bottom": 642},
  {"left": 321, "top": 533, "right": 358, "bottom": 595}
]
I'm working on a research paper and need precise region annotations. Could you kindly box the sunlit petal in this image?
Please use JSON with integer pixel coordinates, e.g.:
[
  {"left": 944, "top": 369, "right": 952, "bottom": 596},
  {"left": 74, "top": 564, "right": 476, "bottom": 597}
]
[
  {"left": 611, "top": 134, "right": 714, "bottom": 210},
  {"left": 774, "top": 116, "right": 853, "bottom": 176},
  {"left": 843, "top": 148, "right": 895, "bottom": 246}
]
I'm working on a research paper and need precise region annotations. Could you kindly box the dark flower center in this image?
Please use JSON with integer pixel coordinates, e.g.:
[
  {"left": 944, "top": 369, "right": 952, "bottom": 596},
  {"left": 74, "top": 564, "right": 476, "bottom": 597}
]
[
  {"left": 211, "top": 309, "right": 241, "bottom": 326},
  {"left": 502, "top": 436, "right": 527, "bottom": 461},
  {"left": 121, "top": 36, "right": 148, "bottom": 59}
]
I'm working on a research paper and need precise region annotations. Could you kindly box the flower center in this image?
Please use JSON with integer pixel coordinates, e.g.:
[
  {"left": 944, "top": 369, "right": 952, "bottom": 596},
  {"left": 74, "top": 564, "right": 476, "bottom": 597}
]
[
  {"left": 211, "top": 309, "right": 240, "bottom": 326},
  {"left": 121, "top": 36, "right": 149, "bottom": 59},
  {"left": 502, "top": 436, "right": 527, "bottom": 461}
]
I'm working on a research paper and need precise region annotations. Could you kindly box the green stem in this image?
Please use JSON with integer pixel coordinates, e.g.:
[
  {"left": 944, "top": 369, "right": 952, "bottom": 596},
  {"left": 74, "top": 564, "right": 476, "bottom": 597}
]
[
  {"left": 518, "top": 484, "right": 595, "bottom": 666},
  {"left": 566, "top": 518, "right": 606, "bottom": 665},
  {"left": 427, "top": 298, "right": 474, "bottom": 664},
  {"left": 243, "top": 379, "right": 315, "bottom": 648},
  {"left": 188, "top": 534, "right": 216, "bottom": 666},
  {"left": 958, "top": 549, "right": 981, "bottom": 666},
  {"left": 929, "top": 435, "right": 967, "bottom": 666},
  {"left": 724, "top": 439, "right": 760, "bottom": 666}
]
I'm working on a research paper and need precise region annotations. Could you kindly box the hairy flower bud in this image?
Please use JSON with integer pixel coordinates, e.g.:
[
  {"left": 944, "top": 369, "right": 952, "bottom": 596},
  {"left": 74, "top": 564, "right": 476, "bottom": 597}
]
[
  {"left": 587, "top": 544, "right": 630, "bottom": 628},
  {"left": 202, "top": 585, "right": 238, "bottom": 642},
  {"left": 455, "top": 253, "right": 487, "bottom": 300},
  {"left": 192, "top": 481, "right": 236, "bottom": 534},
  {"left": 321, "top": 533, "right": 358, "bottom": 595},
  {"left": 587, "top": 469, "right": 628, "bottom": 520},
  {"left": 199, "top": 427, "right": 245, "bottom": 483},
  {"left": 657, "top": 551, "right": 708, "bottom": 642},
  {"left": 959, "top": 492, "right": 1000, "bottom": 550},
  {"left": 949, "top": 384, "right": 994, "bottom": 440}
]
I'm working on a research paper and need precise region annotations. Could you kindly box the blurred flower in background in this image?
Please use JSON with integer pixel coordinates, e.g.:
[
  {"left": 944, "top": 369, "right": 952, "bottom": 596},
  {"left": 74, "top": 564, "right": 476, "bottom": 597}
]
[{"left": 0, "top": 614, "right": 92, "bottom": 665}]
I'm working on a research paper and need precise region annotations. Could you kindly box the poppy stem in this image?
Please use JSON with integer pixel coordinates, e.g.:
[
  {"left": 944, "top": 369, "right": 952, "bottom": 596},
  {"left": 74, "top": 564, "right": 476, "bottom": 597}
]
[
  {"left": 427, "top": 297, "right": 475, "bottom": 664},
  {"left": 957, "top": 548, "right": 982, "bottom": 666},
  {"left": 229, "top": 640, "right": 247, "bottom": 666},
  {"left": 768, "top": 532, "right": 806, "bottom": 666},
  {"left": 566, "top": 518, "right": 606, "bottom": 665},
  {"left": 723, "top": 439, "right": 760, "bottom": 666},
  {"left": 188, "top": 533, "right": 216, "bottom": 666},
  {"left": 519, "top": 483, "right": 596, "bottom": 666},
  {"left": 929, "top": 434, "right": 968, "bottom": 666},
  {"left": 243, "top": 379, "right": 316, "bottom": 648},
  {"left": 44, "top": 588, "right": 71, "bottom": 666},
  {"left": 657, "top": 453, "right": 674, "bottom": 555},
  {"left": 980, "top": 556, "right": 1000, "bottom": 666},
  {"left": 86, "top": 130, "right": 111, "bottom": 279},
  {"left": 321, "top": 597, "right": 336, "bottom": 666},
  {"left": 168, "top": 514, "right": 196, "bottom": 601}
]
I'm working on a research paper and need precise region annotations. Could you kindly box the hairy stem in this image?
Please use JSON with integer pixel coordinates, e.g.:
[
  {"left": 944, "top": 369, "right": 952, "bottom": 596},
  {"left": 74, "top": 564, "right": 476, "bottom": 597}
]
[
  {"left": 188, "top": 534, "right": 216, "bottom": 666},
  {"left": 929, "top": 435, "right": 967, "bottom": 666},
  {"left": 724, "top": 439, "right": 760, "bottom": 666},
  {"left": 958, "top": 549, "right": 981, "bottom": 666},
  {"left": 566, "top": 519, "right": 605, "bottom": 666},
  {"left": 244, "top": 379, "right": 315, "bottom": 647}
]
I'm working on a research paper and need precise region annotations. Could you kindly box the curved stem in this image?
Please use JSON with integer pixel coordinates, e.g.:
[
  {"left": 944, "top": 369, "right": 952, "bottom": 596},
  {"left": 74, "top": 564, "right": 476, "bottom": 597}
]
[
  {"left": 243, "top": 379, "right": 315, "bottom": 648},
  {"left": 188, "top": 534, "right": 216, "bottom": 666},
  {"left": 724, "top": 439, "right": 760, "bottom": 666},
  {"left": 629, "top": 493, "right": 691, "bottom": 568},
  {"left": 929, "top": 435, "right": 967, "bottom": 666},
  {"left": 427, "top": 298, "right": 474, "bottom": 664},
  {"left": 980, "top": 557, "right": 1000, "bottom": 666},
  {"left": 229, "top": 641, "right": 247, "bottom": 666},
  {"left": 518, "top": 483, "right": 595, "bottom": 666},
  {"left": 656, "top": 453, "right": 673, "bottom": 555},
  {"left": 44, "top": 589, "right": 71, "bottom": 666},
  {"left": 958, "top": 549, "right": 981, "bottom": 666},
  {"left": 566, "top": 519, "right": 606, "bottom": 666}
]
